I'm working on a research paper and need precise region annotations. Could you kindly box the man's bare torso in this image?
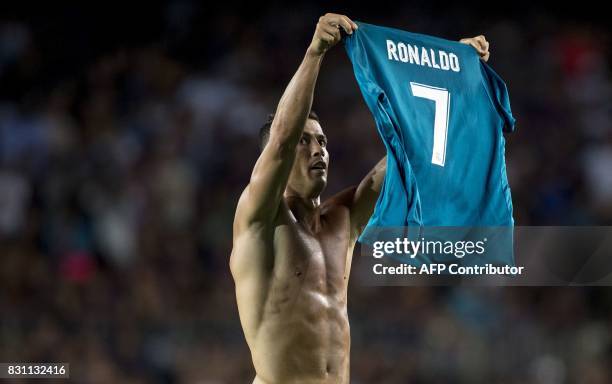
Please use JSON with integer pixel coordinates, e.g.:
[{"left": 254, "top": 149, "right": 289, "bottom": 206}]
[{"left": 231, "top": 195, "right": 357, "bottom": 384}]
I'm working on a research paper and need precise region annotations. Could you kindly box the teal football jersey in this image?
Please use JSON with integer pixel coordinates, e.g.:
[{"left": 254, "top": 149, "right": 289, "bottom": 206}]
[{"left": 345, "top": 22, "right": 515, "bottom": 244}]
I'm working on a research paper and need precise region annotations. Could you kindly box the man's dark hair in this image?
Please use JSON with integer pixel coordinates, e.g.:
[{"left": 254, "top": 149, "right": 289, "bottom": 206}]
[{"left": 259, "top": 111, "right": 320, "bottom": 151}]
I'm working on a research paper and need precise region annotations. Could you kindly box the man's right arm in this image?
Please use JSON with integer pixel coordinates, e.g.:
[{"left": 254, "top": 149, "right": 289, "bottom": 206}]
[{"left": 234, "top": 14, "right": 358, "bottom": 230}]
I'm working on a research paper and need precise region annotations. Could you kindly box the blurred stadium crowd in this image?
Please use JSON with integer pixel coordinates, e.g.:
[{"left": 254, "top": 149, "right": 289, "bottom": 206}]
[{"left": 0, "top": 2, "right": 610, "bottom": 383}]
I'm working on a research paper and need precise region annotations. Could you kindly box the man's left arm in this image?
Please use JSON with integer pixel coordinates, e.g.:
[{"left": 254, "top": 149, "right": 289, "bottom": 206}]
[{"left": 347, "top": 156, "right": 386, "bottom": 239}]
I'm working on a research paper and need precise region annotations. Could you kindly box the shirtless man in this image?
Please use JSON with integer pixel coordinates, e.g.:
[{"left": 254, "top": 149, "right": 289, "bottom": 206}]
[{"left": 230, "top": 13, "right": 491, "bottom": 384}]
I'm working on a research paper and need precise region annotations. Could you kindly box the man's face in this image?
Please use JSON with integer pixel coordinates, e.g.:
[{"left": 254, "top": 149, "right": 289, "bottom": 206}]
[{"left": 287, "top": 118, "right": 329, "bottom": 198}]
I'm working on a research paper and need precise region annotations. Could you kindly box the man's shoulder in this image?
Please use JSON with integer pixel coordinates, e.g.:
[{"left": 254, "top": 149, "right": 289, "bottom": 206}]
[{"left": 322, "top": 186, "right": 358, "bottom": 213}]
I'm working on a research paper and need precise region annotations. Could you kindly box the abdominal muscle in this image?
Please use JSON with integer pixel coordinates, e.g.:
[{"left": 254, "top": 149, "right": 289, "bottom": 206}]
[{"left": 249, "top": 276, "right": 350, "bottom": 384}]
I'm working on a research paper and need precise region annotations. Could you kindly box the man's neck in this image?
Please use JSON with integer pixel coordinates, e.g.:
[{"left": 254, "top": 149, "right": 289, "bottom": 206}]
[{"left": 284, "top": 192, "right": 322, "bottom": 233}]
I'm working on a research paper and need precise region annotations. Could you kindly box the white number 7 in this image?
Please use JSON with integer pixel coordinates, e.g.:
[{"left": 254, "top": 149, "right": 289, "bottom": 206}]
[{"left": 409, "top": 82, "right": 450, "bottom": 167}]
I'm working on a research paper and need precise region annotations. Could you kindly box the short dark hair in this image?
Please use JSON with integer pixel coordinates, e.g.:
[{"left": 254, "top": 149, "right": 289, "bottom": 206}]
[{"left": 259, "top": 110, "right": 320, "bottom": 151}]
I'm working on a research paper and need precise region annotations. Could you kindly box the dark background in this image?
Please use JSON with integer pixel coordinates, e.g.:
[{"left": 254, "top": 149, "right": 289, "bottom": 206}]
[{"left": 0, "top": 2, "right": 611, "bottom": 383}]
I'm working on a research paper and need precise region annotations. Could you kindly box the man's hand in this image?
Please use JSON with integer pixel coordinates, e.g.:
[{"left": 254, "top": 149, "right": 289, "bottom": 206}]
[
  {"left": 308, "top": 13, "right": 358, "bottom": 57},
  {"left": 460, "top": 35, "right": 490, "bottom": 62}
]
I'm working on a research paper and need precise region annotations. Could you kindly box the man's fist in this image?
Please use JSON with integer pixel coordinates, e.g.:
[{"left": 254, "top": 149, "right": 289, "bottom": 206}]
[
  {"left": 460, "top": 35, "right": 490, "bottom": 62},
  {"left": 308, "top": 13, "right": 358, "bottom": 56}
]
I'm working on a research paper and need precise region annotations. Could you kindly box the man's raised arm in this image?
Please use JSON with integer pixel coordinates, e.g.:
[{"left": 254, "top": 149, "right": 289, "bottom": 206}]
[{"left": 235, "top": 14, "right": 358, "bottom": 229}]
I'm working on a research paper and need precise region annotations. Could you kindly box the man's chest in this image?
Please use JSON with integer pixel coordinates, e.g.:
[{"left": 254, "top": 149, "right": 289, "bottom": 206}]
[{"left": 271, "top": 206, "right": 353, "bottom": 291}]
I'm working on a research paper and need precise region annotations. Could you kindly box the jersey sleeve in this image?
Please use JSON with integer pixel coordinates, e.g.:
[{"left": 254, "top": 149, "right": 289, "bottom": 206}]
[{"left": 479, "top": 62, "right": 516, "bottom": 133}]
